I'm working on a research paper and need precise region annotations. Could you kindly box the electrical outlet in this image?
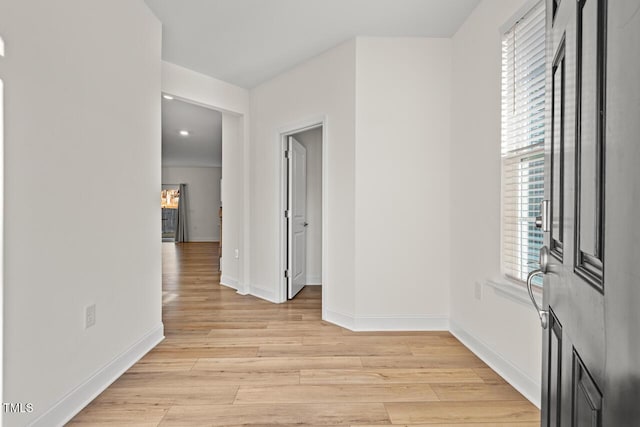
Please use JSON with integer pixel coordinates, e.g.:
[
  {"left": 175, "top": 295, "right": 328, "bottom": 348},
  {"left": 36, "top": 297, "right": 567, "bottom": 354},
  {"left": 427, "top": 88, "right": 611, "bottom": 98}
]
[
  {"left": 474, "top": 282, "right": 483, "bottom": 300},
  {"left": 234, "top": 249, "right": 239, "bottom": 259},
  {"left": 85, "top": 304, "right": 96, "bottom": 329}
]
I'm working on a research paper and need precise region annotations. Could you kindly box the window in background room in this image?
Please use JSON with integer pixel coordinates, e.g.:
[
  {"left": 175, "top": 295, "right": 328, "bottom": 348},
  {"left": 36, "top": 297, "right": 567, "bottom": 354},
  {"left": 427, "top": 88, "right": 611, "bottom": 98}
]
[{"left": 501, "top": 1, "right": 546, "bottom": 285}]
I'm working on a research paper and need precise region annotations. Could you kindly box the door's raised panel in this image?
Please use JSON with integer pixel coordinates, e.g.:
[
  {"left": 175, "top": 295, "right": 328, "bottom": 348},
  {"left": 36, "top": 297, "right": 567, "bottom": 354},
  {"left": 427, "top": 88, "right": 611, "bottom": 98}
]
[
  {"left": 547, "top": 308, "right": 562, "bottom": 426},
  {"left": 293, "top": 231, "right": 306, "bottom": 278},
  {"left": 572, "top": 349, "right": 602, "bottom": 427},
  {"left": 551, "top": 37, "right": 566, "bottom": 261},
  {"left": 574, "top": 0, "right": 606, "bottom": 290}
]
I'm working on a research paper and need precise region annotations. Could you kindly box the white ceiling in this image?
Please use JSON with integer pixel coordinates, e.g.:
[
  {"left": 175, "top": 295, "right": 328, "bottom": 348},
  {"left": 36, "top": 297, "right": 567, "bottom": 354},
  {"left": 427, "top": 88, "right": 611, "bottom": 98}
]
[
  {"left": 162, "top": 97, "right": 222, "bottom": 167},
  {"left": 144, "top": 0, "right": 480, "bottom": 88}
]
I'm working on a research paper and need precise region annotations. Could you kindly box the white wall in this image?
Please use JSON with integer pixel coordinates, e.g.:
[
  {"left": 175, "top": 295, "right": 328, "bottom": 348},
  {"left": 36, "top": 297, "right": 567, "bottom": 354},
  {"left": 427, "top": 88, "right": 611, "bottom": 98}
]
[
  {"left": 162, "top": 167, "right": 221, "bottom": 241},
  {"left": 354, "top": 37, "right": 452, "bottom": 329},
  {"left": 294, "top": 127, "right": 323, "bottom": 285},
  {"left": 250, "top": 40, "right": 357, "bottom": 315},
  {"left": 449, "top": 0, "right": 542, "bottom": 405},
  {"left": 249, "top": 37, "right": 453, "bottom": 329},
  {"left": 0, "top": 1, "right": 162, "bottom": 425},
  {"left": 162, "top": 61, "right": 251, "bottom": 293}
]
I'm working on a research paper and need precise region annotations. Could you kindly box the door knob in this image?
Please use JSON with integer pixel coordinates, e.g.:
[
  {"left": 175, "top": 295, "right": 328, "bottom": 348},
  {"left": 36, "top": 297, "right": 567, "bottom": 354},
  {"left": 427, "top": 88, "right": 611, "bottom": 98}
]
[{"left": 303, "top": 222, "right": 309, "bottom": 227}]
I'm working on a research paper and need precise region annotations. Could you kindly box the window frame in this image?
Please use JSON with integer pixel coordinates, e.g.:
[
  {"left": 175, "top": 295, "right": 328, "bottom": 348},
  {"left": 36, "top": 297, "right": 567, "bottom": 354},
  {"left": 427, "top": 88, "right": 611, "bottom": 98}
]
[{"left": 500, "top": 0, "right": 547, "bottom": 287}]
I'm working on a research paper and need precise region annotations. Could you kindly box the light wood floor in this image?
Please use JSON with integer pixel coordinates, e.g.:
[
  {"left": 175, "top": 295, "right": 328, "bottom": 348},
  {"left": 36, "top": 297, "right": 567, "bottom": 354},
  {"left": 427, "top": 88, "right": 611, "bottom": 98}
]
[{"left": 70, "top": 242, "right": 540, "bottom": 426}]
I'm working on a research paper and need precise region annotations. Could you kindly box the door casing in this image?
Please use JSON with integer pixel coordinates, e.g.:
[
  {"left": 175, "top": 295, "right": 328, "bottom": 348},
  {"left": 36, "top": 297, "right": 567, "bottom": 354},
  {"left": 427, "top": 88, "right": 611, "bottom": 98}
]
[{"left": 277, "top": 117, "right": 327, "bottom": 310}]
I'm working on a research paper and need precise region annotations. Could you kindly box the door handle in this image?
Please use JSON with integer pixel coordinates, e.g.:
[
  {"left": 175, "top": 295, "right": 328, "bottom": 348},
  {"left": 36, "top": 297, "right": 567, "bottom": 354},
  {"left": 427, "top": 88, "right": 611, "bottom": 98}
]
[
  {"left": 527, "top": 269, "right": 548, "bottom": 329},
  {"left": 303, "top": 222, "right": 309, "bottom": 227},
  {"left": 527, "top": 246, "right": 550, "bottom": 329}
]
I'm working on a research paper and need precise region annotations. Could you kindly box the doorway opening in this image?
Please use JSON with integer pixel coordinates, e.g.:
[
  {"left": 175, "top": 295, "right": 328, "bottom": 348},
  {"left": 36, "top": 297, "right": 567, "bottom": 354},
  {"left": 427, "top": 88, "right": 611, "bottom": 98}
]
[
  {"left": 161, "top": 95, "right": 223, "bottom": 247},
  {"left": 161, "top": 185, "right": 181, "bottom": 241},
  {"left": 280, "top": 121, "right": 325, "bottom": 303},
  {"left": 160, "top": 91, "right": 245, "bottom": 300},
  {"left": 160, "top": 93, "right": 225, "bottom": 314}
]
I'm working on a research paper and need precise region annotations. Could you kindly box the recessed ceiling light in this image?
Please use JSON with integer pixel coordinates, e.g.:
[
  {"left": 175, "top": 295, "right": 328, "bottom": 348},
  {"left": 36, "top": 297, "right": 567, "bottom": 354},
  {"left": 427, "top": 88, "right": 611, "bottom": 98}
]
[
  {"left": 163, "top": 94, "right": 174, "bottom": 100},
  {"left": 179, "top": 130, "right": 190, "bottom": 137}
]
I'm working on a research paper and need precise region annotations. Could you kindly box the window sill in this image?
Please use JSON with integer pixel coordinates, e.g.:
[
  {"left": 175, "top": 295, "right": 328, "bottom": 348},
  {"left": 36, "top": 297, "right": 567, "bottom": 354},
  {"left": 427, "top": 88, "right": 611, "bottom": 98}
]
[{"left": 484, "top": 278, "right": 541, "bottom": 311}]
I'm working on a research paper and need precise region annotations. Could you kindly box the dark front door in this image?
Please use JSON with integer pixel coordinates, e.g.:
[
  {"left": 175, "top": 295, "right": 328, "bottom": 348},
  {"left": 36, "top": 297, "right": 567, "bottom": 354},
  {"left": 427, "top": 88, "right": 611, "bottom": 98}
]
[{"left": 539, "top": 0, "right": 640, "bottom": 425}]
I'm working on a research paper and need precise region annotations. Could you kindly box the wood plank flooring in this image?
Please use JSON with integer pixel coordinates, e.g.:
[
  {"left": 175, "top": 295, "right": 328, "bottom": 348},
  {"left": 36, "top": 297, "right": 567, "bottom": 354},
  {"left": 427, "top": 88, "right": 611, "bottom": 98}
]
[{"left": 69, "top": 242, "right": 539, "bottom": 426}]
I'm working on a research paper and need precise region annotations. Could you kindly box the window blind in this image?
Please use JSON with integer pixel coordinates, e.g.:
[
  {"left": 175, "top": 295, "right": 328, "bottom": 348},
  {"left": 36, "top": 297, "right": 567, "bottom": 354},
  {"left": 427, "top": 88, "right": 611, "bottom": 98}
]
[{"left": 501, "top": 1, "right": 546, "bottom": 284}]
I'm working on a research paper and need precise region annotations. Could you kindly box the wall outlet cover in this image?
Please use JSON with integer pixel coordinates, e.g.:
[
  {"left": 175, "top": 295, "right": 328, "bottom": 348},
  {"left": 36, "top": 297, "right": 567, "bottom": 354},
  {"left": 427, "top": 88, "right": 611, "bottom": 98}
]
[{"left": 85, "top": 304, "right": 96, "bottom": 329}]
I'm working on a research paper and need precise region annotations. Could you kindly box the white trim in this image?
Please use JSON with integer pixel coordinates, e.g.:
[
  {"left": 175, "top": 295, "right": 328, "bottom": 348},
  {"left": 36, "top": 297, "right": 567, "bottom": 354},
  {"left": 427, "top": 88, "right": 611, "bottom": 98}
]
[
  {"left": 249, "top": 286, "right": 278, "bottom": 304},
  {"left": 324, "top": 309, "right": 355, "bottom": 330},
  {"left": 305, "top": 275, "right": 322, "bottom": 285},
  {"left": 323, "top": 311, "right": 448, "bottom": 332},
  {"left": 0, "top": 64, "right": 5, "bottom": 413},
  {"left": 320, "top": 118, "right": 328, "bottom": 323},
  {"left": 485, "top": 278, "right": 541, "bottom": 309},
  {"left": 161, "top": 64, "right": 251, "bottom": 299},
  {"left": 277, "top": 116, "right": 328, "bottom": 310},
  {"left": 241, "top": 113, "right": 251, "bottom": 303},
  {"left": 220, "top": 275, "right": 250, "bottom": 296},
  {"left": 29, "top": 324, "right": 164, "bottom": 427},
  {"left": 235, "top": 282, "right": 250, "bottom": 296},
  {"left": 449, "top": 320, "right": 541, "bottom": 408},
  {"left": 354, "top": 315, "right": 449, "bottom": 331},
  {"left": 220, "top": 275, "right": 239, "bottom": 290},
  {"left": 186, "top": 237, "right": 220, "bottom": 243},
  {"left": 161, "top": 163, "right": 222, "bottom": 168}
]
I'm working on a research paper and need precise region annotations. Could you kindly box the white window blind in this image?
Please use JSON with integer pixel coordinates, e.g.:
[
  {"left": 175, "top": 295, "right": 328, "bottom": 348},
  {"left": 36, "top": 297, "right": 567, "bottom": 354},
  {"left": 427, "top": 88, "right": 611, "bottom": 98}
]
[{"left": 501, "top": 1, "right": 546, "bottom": 284}]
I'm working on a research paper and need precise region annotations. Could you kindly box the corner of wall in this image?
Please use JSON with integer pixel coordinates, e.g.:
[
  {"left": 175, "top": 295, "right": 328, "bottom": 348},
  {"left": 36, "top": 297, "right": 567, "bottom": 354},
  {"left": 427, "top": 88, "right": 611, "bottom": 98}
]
[{"left": 447, "top": 0, "right": 541, "bottom": 408}]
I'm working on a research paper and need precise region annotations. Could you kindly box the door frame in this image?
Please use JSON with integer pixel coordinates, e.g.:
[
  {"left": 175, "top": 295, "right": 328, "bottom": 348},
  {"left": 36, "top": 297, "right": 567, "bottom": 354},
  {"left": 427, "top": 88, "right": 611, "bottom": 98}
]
[
  {"left": 159, "top": 92, "right": 248, "bottom": 296},
  {"left": 277, "top": 116, "right": 327, "bottom": 312}
]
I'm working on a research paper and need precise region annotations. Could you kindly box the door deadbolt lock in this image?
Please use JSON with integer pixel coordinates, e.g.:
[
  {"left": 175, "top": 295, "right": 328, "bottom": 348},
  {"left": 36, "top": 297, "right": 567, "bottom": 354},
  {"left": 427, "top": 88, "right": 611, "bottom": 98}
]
[{"left": 536, "top": 200, "right": 550, "bottom": 232}]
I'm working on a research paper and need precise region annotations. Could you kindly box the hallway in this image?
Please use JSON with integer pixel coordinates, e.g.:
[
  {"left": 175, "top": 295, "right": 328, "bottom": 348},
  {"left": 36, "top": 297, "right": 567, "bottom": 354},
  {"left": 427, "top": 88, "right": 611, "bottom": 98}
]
[{"left": 70, "top": 243, "right": 539, "bottom": 426}]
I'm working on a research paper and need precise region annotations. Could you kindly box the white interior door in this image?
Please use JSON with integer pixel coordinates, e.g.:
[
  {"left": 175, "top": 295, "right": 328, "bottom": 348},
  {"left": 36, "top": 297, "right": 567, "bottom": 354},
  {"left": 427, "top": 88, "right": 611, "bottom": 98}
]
[{"left": 287, "top": 136, "right": 307, "bottom": 299}]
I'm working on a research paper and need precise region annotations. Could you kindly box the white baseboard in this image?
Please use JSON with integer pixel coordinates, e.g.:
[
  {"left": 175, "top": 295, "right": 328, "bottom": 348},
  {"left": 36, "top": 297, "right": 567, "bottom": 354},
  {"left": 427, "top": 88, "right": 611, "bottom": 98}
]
[
  {"left": 235, "top": 285, "right": 250, "bottom": 296},
  {"left": 186, "top": 237, "right": 219, "bottom": 243},
  {"left": 449, "top": 320, "right": 541, "bottom": 408},
  {"left": 220, "top": 275, "right": 238, "bottom": 290},
  {"left": 249, "top": 286, "right": 278, "bottom": 303},
  {"left": 305, "top": 275, "right": 322, "bottom": 285},
  {"left": 354, "top": 315, "right": 449, "bottom": 331},
  {"left": 30, "top": 324, "right": 164, "bottom": 427},
  {"left": 324, "top": 309, "right": 355, "bottom": 330},
  {"left": 220, "top": 276, "right": 251, "bottom": 296},
  {"left": 323, "top": 311, "right": 447, "bottom": 332}
]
